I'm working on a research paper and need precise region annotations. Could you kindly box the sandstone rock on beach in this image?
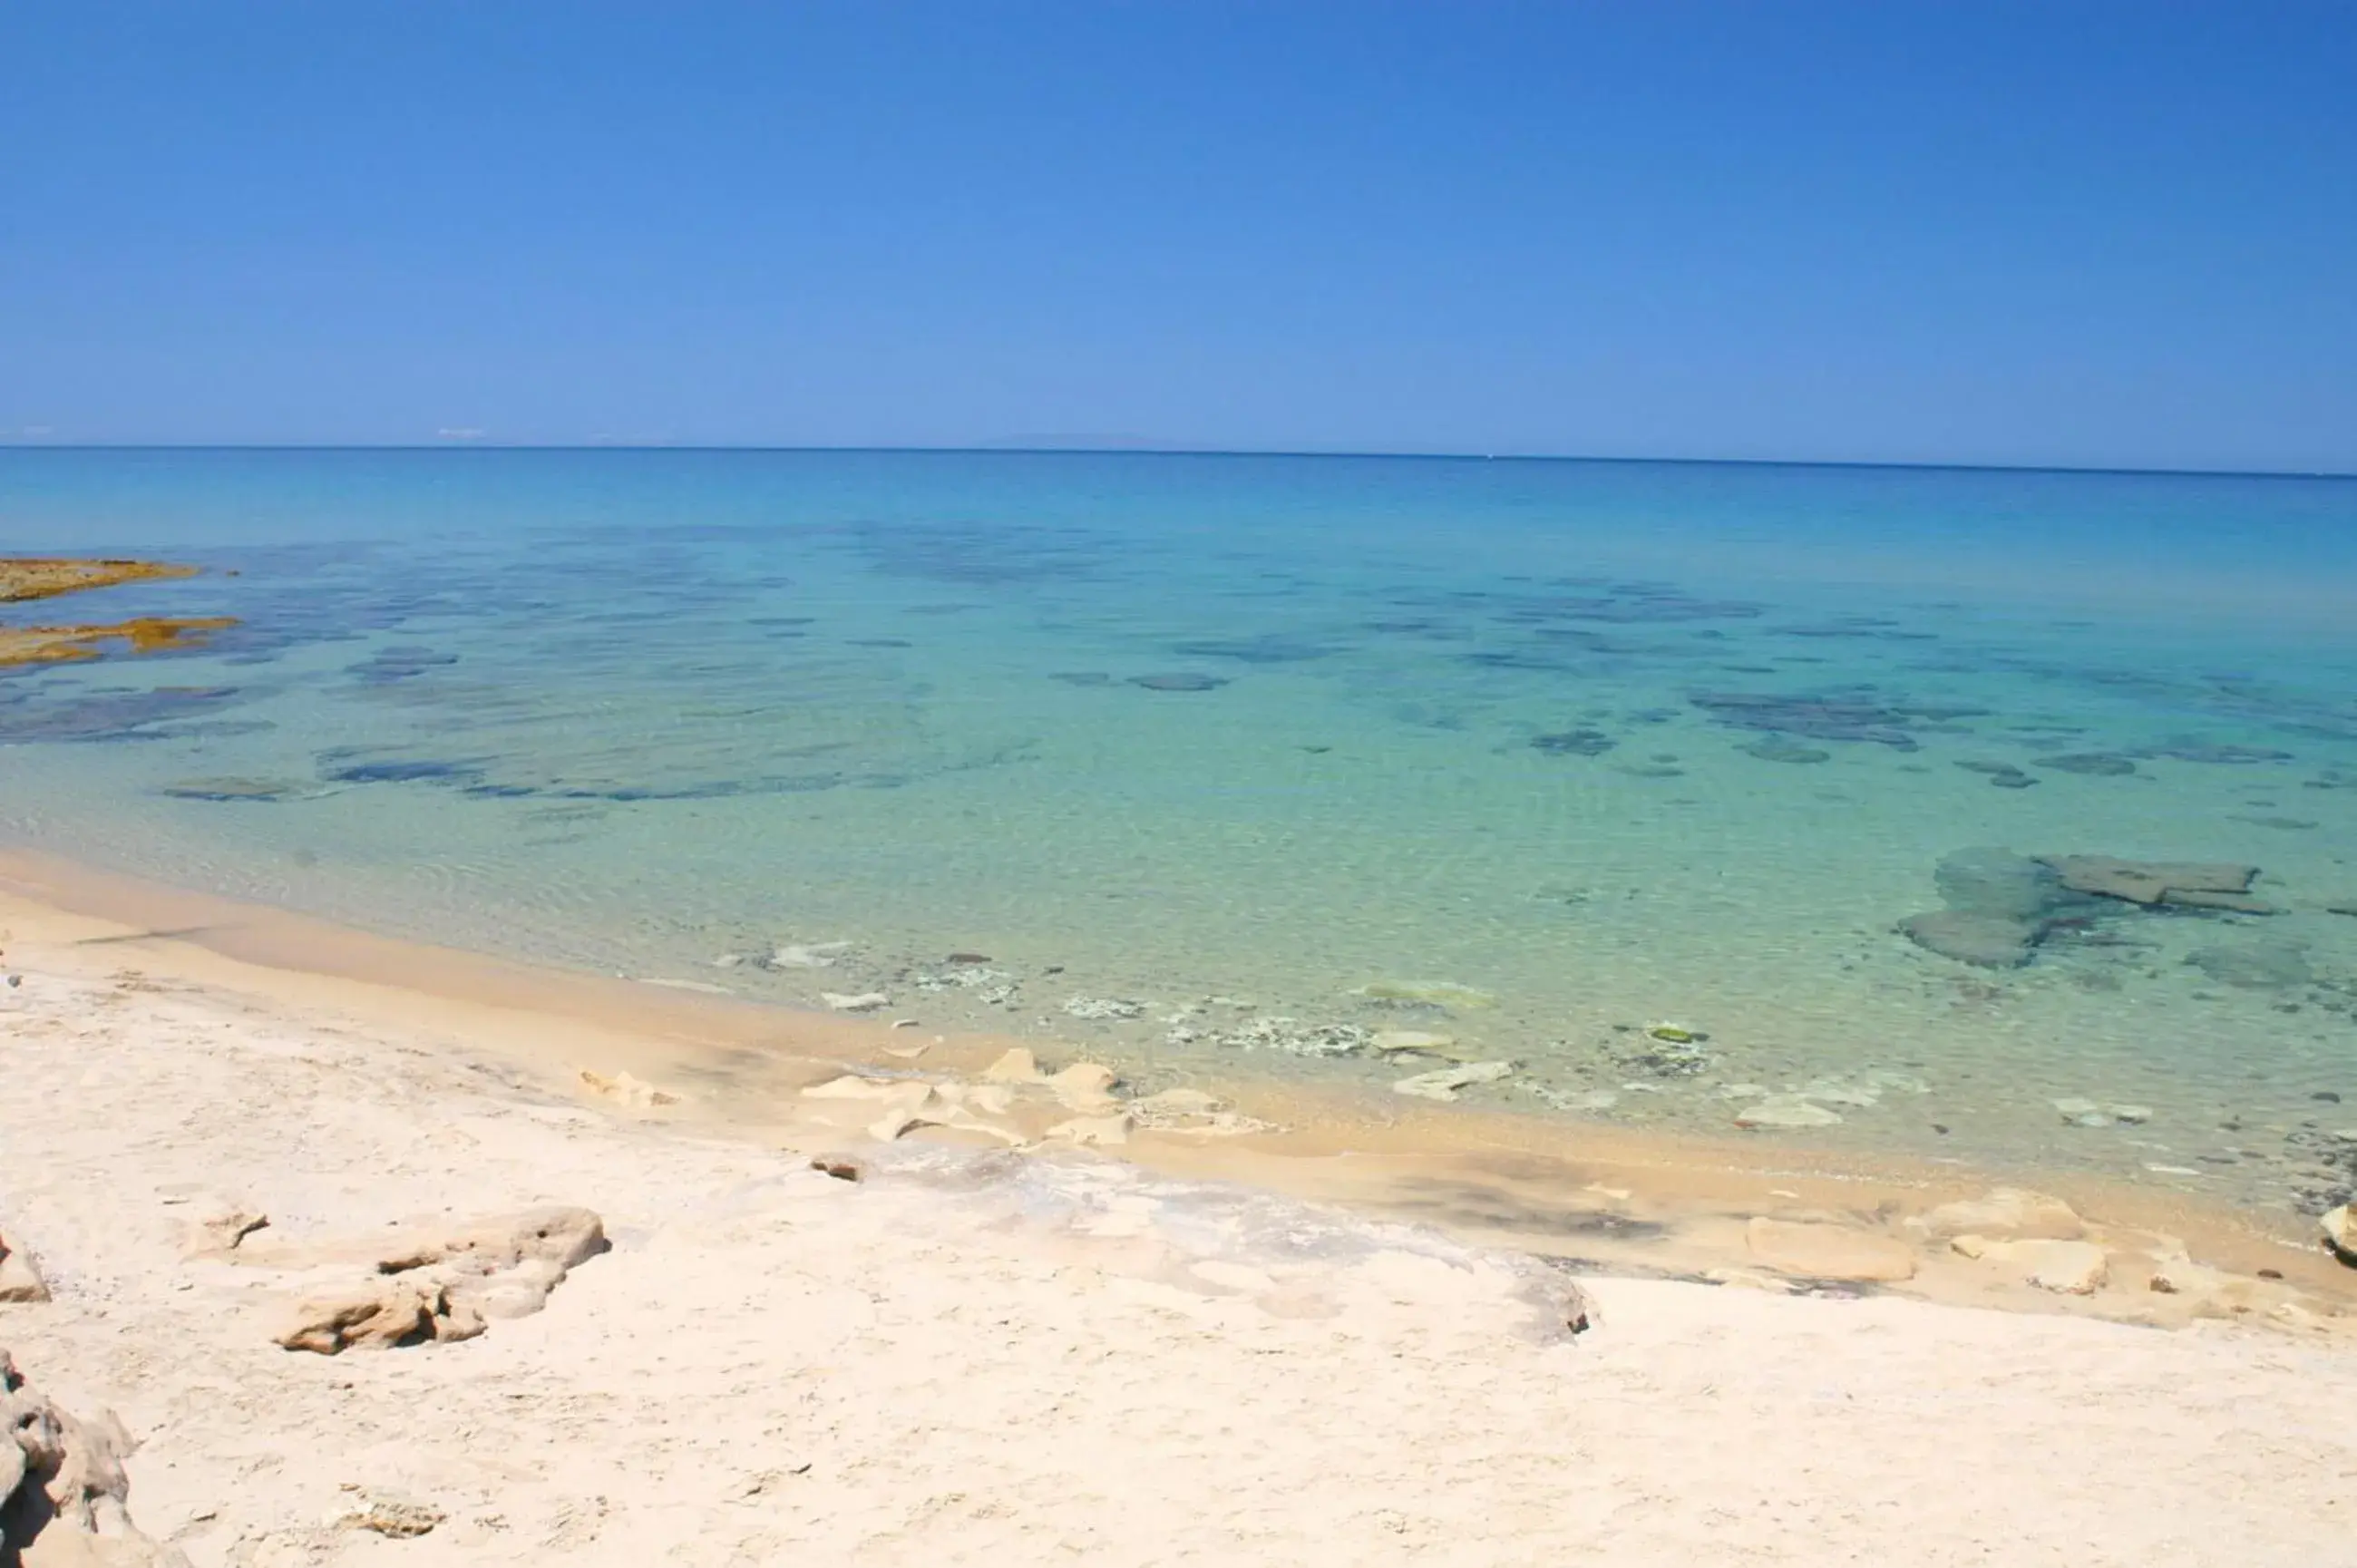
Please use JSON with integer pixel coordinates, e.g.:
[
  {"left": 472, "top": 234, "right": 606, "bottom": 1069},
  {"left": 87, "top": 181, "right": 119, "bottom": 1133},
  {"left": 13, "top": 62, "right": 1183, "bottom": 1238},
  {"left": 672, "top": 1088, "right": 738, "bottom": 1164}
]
[
  {"left": 0, "top": 1233, "right": 47, "bottom": 1303},
  {"left": 263, "top": 1207, "right": 607, "bottom": 1354},
  {"left": 1950, "top": 1236, "right": 2109, "bottom": 1295},
  {"left": 2324, "top": 1205, "right": 2356, "bottom": 1267},
  {"left": 1918, "top": 1189, "right": 2083, "bottom": 1242},
  {"left": 276, "top": 1275, "right": 485, "bottom": 1354},
  {"left": 176, "top": 1194, "right": 268, "bottom": 1260},
  {"left": 1, "top": 1348, "right": 183, "bottom": 1565}
]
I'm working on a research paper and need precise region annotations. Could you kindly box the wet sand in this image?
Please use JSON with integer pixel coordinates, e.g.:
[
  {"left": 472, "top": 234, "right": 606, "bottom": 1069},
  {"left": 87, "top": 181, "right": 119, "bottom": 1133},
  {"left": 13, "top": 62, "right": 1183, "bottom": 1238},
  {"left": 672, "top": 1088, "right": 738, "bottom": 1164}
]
[{"left": 3, "top": 845, "right": 2352, "bottom": 1321}]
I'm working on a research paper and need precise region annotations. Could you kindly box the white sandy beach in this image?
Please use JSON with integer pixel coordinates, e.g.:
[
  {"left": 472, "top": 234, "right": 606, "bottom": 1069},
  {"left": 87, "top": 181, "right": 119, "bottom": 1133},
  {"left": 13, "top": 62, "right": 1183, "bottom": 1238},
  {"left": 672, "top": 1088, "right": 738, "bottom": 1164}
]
[{"left": 4, "top": 885, "right": 2356, "bottom": 1566}]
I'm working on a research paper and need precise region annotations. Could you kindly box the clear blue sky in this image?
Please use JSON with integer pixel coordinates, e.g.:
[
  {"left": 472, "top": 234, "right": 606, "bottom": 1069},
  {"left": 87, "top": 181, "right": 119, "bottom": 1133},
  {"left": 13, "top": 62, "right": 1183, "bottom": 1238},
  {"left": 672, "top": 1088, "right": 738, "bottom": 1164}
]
[{"left": 4, "top": 3, "right": 2352, "bottom": 471}]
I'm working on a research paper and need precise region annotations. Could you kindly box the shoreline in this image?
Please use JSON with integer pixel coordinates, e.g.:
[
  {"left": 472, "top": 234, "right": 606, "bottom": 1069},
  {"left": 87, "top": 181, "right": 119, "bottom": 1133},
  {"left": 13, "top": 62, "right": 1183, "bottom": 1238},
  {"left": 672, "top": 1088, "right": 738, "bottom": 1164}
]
[
  {"left": 4, "top": 843, "right": 2351, "bottom": 1323},
  {"left": 4, "top": 853, "right": 2356, "bottom": 1562}
]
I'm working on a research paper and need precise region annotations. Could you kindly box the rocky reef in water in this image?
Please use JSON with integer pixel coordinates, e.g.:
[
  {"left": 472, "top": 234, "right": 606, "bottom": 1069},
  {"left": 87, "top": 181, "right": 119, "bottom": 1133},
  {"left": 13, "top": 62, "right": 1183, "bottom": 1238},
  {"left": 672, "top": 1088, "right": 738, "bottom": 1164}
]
[
  {"left": 0, "top": 558, "right": 200, "bottom": 603},
  {"left": 0, "top": 557, "right": 234, "bottom": 670},
  {"left": 1896, "top": 847, "right": 2278, "bottom": 970}
]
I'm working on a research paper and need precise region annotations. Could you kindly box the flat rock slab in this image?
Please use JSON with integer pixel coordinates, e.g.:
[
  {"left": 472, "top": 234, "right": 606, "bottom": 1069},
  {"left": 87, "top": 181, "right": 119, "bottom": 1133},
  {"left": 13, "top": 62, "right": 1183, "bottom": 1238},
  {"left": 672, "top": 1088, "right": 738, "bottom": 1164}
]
[
  {"left": 1952, "top": 1236, "right": 2109, "bottom": 1295},
  {"left": 1920, "top": 1189, "right": 2084, "bottom": 1242},
  {"left": 1733, "top": 1096, "right": 1845, "bottom": 1129},
  {"left": 1392, "top": 1061, "right": 1514, "bottom": 1103},
  {"left": 2040, "top": 855, "right": 2259, "bottom": 908},
  {"left": 1899, "top": 910, "right": 2040, "bottom": 969},
  {"left": 1744, "top": 1218, "right": 1918, "bottom": 1282}
]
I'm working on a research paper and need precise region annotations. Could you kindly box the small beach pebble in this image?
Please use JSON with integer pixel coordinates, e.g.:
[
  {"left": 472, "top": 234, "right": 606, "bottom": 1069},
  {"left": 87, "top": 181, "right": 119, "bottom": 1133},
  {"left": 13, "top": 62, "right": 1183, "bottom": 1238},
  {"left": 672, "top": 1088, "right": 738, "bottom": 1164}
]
[{"left": 820, "top": 991, "right": 889, "bottom": 1012}]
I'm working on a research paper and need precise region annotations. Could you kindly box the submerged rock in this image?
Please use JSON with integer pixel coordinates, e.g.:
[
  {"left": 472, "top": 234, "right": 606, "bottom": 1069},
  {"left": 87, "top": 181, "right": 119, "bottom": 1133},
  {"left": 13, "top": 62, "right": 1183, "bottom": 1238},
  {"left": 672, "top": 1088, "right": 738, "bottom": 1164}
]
[
  {"left": 2185, "top": 942, "right": 2313, "bottom": 990},
  {"left": 1211, "top": 1017, "right": 1370, "bottom": 1056},
  {"left": 2040, "top": 854, "right": 2267, "bottom": 912},
  {"left": 1732, "top": 1096, "right": 1844, "bottom": 1129},
  {"left": 1741, "top": 737, "right": 1831, "bottom": 764},
  {"left": 1691, "top": 691, "right": 1923, "bottom": 750},
  {"left": 1063, "top": 996, "right": 1145, "bottom": 1020},
  {"left": 2050, "top": 1099, "right": 2150, "bottom": 1127},
  {"left": 2038, "top": 753, "right": 2138, "bottom": 776},
  {"left": 1956, "top": 760, "right": 2039, "bottom": 788},
  {"left": 2146, "top": 743, "right": 2294, "bottom": 765},
  {"left": 1933, "top": 847, "right": 2061, "bottom": 921},
  {"left": 1530, "top": 728, "right": 1616, "bottom": 756},
  {"left": 1371, "top": 1029, "right": 1450, "bottom": 1052},
  {"left": 1356, "top": 979, "right": 1497, "bottom": 1010},
  {"left": 1391, "top": 1061, "right": 1514, "bottom": 1102},
  {"left": 1900, "top": 911, "right": 2042, "bottom": 969},
  {"left": 1130, "top": 673, "right": 1228, "bottom": 692},
  {"left": 769, "top": 940, "right": 852, "bottom": 969},
  {"left": 157, "top": 775, "right": 308, "bottom": 803}
]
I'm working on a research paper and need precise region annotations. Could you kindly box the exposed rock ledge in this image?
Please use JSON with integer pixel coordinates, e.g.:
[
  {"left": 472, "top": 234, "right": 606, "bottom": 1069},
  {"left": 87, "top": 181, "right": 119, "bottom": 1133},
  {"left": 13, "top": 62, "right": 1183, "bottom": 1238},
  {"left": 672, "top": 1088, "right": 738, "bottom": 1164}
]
[{"left": 1, "top": 1348, "right": 183, "bottom": 1566}]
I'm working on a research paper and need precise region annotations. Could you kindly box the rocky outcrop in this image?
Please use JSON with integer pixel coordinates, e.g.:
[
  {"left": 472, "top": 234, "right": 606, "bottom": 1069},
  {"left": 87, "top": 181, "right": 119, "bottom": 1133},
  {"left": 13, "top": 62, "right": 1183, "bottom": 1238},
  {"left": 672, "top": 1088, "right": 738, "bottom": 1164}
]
[
  {"left": 174, "top": 1194, "right": 268, "bottom": 1261},
  {"left": 0, "top": 1233, "right": 46, "bottom": 1304},
  {"left": 1, "top": 1348, "right": 184, "bottom": 1565},
  {"left": 264, "top": 1207, "right": 607, "bottom": 1355},
  {"left": 276, "top": 1275, "right": 485, "bottom": 1355},
  {"left": 2324, "top": 1205, "right": 2355, "bottom": 1267},
  {"left": 0, "top": 559, "right": 200, "bottom": 604}
]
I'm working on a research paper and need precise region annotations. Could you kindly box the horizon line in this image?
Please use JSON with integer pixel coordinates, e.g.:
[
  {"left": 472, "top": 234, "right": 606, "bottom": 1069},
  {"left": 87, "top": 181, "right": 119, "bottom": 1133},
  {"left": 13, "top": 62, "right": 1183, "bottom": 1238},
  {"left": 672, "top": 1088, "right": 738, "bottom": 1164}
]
[{"left": 0, "top": 441, "right": 2351, "bottom": 482}]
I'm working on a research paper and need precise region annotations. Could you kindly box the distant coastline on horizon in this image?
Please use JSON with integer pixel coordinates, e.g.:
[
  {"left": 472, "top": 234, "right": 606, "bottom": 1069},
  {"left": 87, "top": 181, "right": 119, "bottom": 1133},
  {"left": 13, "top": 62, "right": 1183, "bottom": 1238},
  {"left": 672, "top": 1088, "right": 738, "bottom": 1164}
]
[{"left": 3, "top": 437, "right": 2353, "bottom": 482}]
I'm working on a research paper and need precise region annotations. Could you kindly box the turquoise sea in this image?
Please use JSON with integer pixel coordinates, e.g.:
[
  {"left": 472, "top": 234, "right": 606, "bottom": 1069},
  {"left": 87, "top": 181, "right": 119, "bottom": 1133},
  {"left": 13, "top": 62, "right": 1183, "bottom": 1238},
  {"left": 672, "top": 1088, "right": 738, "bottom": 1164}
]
[{"left": 4, "top": 449, "right": 2355, "bottom": 1218}]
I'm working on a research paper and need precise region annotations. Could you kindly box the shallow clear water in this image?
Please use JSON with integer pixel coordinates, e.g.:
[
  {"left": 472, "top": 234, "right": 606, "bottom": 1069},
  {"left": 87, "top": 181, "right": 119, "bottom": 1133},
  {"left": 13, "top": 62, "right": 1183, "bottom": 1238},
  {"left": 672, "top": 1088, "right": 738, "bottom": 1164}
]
[{"left": 5, "top": 449, "right": 2356, "bottom": 1216}]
